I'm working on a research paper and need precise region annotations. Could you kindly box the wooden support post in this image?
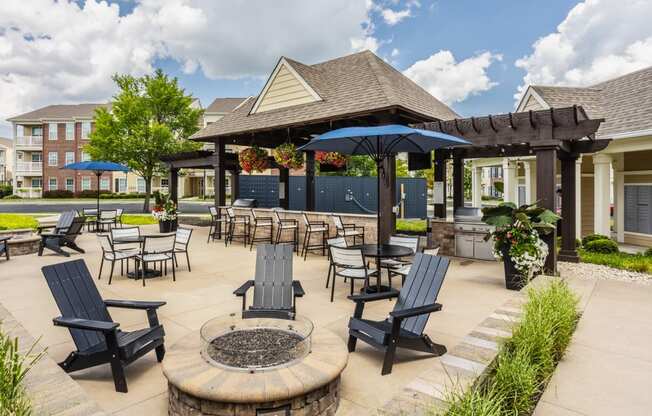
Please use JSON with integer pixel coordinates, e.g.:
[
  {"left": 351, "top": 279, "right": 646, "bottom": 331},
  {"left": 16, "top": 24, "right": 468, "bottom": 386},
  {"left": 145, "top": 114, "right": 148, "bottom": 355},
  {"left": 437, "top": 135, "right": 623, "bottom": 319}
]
[
  {"left": 279, "top": 168, "right": 290, "bottom": 209},
  {"left": 229, "top": 170, "right": 239, "bottom": 204},
  {"left": 433, "top": 152, "right": 447, "bottom": 219},
  {"left": 558, "top": 152, "right": 579, "bottom": 262},
  {"left": 378, "top": 155, "right": 396, "bottom": 244},
  {"left": 535, "top": 146, "right": 557, "bottom": 274},
  {"left": 169, "top": 168, "right": 179, "bottom": 205},
  {"left": 453, "top": 156, "right": 464, "bottom": 211},
  {"left": 214, "top": 140, "right": 226, "bottom": 207},
  {"left": 305, "top": 151, "right": 315, "bottom": 211}
]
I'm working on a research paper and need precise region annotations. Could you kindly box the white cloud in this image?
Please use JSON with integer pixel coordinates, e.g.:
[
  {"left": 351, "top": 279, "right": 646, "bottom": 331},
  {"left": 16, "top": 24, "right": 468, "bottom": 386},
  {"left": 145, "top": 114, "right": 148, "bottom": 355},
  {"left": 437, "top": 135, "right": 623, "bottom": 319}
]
[
  {"left": 381, "top": 8, "right": 411, "bottom": 25},
  {"left": 0, "top": 0, "right": 377, "bottom": 135},
  {"left": 515, "top": 0, "right": 652, "bottom": 102},
  {"left": 403, "top": 50, "right": 502, "bottom": 105}
]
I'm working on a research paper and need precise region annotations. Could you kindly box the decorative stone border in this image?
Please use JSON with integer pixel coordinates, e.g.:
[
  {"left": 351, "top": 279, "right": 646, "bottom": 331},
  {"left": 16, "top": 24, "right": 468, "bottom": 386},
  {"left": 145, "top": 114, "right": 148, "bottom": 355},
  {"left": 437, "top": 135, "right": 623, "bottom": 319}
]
[
  {"left": 0, "top": 229, "right": 40, "bottom": 256},
  {"left": 0, "top": 303, "right": 106, "bottom": 416}
]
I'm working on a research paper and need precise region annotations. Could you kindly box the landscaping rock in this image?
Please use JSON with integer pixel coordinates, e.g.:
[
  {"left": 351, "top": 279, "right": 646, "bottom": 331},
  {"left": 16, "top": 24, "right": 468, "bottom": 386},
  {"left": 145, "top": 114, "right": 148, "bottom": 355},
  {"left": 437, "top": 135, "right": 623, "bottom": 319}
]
[{"left": 559, "top": 261, "right": 651, "bottom": 284}]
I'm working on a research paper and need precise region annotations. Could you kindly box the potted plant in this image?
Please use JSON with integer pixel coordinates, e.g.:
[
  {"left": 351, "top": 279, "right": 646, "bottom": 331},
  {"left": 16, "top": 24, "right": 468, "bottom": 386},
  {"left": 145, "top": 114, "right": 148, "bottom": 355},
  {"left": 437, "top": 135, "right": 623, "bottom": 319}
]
[
  {"left": 315, "top": 151, "right": 347, "bottom": 172},
  {"left": 151, "top": 191, "right": 178, "bottom": 233},
  {"left": 273, "top": 143, "right": 304, "bottom": 170},
  {"left": 481, "top": 202, "right": 559, "bottom": 290},
  {"left": 239, "top": 146, "right": 270, "bottom": 174}
]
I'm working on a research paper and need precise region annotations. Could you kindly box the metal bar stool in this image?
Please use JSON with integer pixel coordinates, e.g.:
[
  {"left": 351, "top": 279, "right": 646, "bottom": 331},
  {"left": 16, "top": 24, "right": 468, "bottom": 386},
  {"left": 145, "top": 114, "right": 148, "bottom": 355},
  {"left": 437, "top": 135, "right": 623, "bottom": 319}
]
[
  {"left": 249, "top": 209, "right": 274, "bottom": 251},
  {"left": 273, "top": 210, "right": 299, "bottom": 253},
  {"left": 225, "top": 207, "right": 250, "bottom": 247},
  {"left": 207, "top": 206, "right": 226, "bottom": 242},
  {"left": 300, "top": 212, "right": 329, "bottom": 260}
]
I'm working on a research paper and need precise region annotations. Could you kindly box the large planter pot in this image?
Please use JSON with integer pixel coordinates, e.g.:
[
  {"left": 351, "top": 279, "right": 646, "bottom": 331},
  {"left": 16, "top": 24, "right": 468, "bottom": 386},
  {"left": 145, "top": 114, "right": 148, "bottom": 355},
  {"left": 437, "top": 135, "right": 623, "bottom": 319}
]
[
  {"left": 159, "top": 219, "right": 178, "bottom": 233},
  {"left": 502, "top": 249, "right": 527, "bottom": 290}
]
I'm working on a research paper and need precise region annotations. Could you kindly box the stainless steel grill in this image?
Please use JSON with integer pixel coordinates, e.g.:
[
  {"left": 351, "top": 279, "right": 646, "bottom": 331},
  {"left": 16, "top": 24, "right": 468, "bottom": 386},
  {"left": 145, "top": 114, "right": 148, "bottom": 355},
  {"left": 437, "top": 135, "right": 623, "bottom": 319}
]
[{"left": 454, "top": 208, "right": 495, "bottom": 261}]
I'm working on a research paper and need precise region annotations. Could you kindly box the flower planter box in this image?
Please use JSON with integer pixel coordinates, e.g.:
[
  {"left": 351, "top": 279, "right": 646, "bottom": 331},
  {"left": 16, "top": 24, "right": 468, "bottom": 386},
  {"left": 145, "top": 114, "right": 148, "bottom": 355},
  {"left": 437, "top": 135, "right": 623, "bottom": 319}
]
[{"left": 159, "top": 219, "right": 178, "bottom": 233}]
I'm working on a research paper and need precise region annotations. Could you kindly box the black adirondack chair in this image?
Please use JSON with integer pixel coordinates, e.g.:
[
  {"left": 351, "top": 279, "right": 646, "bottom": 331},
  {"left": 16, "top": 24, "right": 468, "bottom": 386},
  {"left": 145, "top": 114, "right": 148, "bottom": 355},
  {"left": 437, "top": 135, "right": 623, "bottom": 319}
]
[
  {"left": 347, "top": 253, "right": 450, "bottom": 375},
  {"left": 37, "top": 210, "right": 76, "bottom": 235},
  {"left": 38, "top": 216, "right": 86, "bottom": 257},
  {"left": 234, "top": 243, "right": 305, "bottom": 320},
  {"left": 42, "top": 260, "right": 166, "bottom": 393}
]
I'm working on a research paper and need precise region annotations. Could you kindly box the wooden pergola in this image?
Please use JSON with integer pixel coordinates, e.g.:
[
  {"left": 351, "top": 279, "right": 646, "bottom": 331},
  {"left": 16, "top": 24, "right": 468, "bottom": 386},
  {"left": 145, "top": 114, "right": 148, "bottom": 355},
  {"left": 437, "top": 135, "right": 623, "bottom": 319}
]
[
  {"left": 414, "top": 105, "right": 607, "bottom": 273},
  {"left": 162, "top": 105, "right": 606, "bottom": 274}
]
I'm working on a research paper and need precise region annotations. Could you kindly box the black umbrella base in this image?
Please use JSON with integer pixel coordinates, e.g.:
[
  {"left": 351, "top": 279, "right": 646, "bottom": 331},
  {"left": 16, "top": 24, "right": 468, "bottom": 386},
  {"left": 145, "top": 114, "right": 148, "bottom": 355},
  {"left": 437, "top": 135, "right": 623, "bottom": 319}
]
[
  {"left": 362, "top": 284, "right": 393, "bottom": 294},
  {"left": 126, "top": 269, "right": 163, "bottom": 279}
]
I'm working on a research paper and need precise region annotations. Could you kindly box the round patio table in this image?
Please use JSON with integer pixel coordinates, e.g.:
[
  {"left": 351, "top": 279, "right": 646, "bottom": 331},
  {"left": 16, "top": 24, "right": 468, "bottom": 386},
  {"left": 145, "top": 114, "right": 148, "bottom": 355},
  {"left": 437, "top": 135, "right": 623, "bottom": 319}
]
[
  {"left": 112, "top": 233, "right": 175, "bottom": 279},
  {"left": 353, "top": 243, "right": 414, "bottom": 293}
]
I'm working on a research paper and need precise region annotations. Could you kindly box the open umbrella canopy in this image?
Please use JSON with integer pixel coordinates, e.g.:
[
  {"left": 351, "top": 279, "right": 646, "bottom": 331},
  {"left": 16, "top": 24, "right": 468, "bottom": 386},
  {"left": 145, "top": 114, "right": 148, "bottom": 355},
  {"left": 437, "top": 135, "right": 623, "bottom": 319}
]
[
  {"left": 61, "top": 161, "right": 129, "bottom": 173},
  {"left": 298, "top": 124, "right": 469, "bottom": 158}
]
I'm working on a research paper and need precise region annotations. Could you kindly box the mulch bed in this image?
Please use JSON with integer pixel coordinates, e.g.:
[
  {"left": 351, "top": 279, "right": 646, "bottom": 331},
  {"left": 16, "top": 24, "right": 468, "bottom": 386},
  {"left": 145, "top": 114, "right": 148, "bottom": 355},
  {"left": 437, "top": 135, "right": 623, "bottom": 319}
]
[{"left": 207, "top": 328, "right": 305, "bottom": 369}]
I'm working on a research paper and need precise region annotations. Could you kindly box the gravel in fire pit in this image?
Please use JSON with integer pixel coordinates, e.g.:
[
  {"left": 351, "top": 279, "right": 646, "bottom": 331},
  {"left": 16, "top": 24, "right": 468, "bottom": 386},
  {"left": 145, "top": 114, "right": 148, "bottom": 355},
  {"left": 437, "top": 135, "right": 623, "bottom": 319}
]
[{"left": 206, "top": 328, "right": 306, "bottom": 369}]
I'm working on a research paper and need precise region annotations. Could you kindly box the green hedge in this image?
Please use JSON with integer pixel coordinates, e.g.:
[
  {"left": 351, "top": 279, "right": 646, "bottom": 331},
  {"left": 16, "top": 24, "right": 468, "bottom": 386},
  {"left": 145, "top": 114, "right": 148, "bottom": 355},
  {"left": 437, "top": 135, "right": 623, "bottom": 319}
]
[
  {"left": 99, "top": 193, "right": 146, "bottom": 199},
  {"left": 584, "top": 239, "right": 619, "bottom": 254},
  {"left": 581, "top": 233, "right": 610, "bottom": 247},
  {"left": 442, "top": 279, "right": 579, "bottom": 415},
  {"left": 43, "top": 190, "right": 74, "bottom": 198}
]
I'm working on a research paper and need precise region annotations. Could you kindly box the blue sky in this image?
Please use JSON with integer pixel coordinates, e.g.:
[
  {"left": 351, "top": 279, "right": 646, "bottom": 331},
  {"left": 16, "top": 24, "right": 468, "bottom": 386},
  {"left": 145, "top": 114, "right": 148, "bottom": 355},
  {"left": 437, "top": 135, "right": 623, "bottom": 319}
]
[{"left": 2, "top": 0, "right": 652, "bottom": 138}]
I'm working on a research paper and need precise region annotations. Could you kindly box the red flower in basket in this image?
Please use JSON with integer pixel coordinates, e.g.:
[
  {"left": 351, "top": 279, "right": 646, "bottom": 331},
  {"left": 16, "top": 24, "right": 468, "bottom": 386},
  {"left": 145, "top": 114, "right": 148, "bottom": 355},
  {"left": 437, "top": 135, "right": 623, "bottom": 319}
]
[
  {"left": 315, "top": 151, "right": 346, "bottom": 168},
  {"left": 239, "top": 146, "right": 270, "bottom": 173},
  {"left": 273, "top": 143, "right": 304, "bottom": 170}
]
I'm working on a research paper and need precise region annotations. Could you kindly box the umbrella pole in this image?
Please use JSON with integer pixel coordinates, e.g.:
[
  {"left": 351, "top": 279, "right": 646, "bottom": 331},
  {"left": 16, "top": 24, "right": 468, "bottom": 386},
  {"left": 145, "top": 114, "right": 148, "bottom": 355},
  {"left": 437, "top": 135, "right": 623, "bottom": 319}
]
[
  {"left": 96, "top": 171, "right": 101, "bottom": 214},
  {"left": 377, "top": 159, "right": 382, "bottom": 246}
]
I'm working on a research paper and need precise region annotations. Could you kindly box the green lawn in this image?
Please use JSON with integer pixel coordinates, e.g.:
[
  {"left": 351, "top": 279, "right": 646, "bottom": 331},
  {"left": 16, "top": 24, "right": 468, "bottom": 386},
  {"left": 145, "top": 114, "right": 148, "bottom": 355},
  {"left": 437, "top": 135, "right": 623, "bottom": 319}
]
[
  {"left": 579, "top": 249, "right": 652, "bottom": 274},
  {"left": 0, "top": 214, "right": 39, "bottom": 230},
  {"left": 120, "top": 214, "right": 158, "bottom": 225},
  {"left": 396, "top": 219, "right": 427, "bottom": 233}
]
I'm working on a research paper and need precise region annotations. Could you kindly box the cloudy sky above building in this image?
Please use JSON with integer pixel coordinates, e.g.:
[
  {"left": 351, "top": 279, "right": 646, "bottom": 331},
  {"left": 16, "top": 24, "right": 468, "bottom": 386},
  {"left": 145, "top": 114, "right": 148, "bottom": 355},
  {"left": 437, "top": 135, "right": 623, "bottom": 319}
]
[{"left": 1, "top": 0, "right": 652, "bottom": 137}]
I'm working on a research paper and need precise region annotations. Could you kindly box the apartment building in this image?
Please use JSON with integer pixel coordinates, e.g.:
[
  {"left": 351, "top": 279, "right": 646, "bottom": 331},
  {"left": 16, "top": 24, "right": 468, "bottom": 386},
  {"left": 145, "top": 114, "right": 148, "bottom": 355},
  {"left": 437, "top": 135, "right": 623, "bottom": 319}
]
[{"left": 0, "top": 137, "right": 13, "bottom": 184}]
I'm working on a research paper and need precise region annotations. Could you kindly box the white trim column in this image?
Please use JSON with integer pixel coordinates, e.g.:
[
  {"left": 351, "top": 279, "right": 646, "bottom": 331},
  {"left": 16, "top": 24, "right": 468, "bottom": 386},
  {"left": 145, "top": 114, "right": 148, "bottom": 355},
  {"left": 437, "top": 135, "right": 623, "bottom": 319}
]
[
  {"left": 612, "top": 153, "right": 625, "bottom": 242},
  {"left": 502, "top": 158, "right": 518, "bottom": 204},
  {"left": 575, "top": 158, "right": 582, "bottom": 240},
  {"left": 471, "top": 162, "right": 482, "bottom": 207},
  {"left": 523, "top": 160, "right": 537, "bottom": 204},
  {"left": 593, "top": 153, "right": 612, "bottom": 236}
]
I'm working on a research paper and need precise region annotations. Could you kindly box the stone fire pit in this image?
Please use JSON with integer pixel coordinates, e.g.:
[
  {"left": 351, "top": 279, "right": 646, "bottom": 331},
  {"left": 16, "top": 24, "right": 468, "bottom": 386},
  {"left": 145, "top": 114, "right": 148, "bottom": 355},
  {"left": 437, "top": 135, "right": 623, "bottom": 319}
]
[{"left": 163, "top": 314, "right": 348, "bottom": 416}]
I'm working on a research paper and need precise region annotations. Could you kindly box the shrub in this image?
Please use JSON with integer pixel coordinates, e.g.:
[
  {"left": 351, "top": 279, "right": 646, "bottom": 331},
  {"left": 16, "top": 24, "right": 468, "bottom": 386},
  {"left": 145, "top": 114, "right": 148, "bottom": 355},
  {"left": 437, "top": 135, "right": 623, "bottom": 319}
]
[
  {"left": 99, "top": 193, "right": 146, "bottom": 199},
  {"left": 0, "top": 184, "right": 12, "bottom": 199},
  {"left": 491, "top": 348, "right": 540, "bottom": 415},
  {"left": 76, "top": 190, "right": 112, "bottom": 198},
  {"left": 645, "top": 248, "right": 652, "bottom": 257},
  {"left": 444, "top": 384, "right": 504, "bottom": 416},
  {"left": 43, "top": 190, "right": 74, "bottom": 198},
  {"left": 584, "top": 239, "right": 619, "bottom": 254},
  {"left": 581, "top": 233, "right": 610, "bottom": 246},
  {"left": 2, "top": 195, "right": 21, "bottom": 200}
]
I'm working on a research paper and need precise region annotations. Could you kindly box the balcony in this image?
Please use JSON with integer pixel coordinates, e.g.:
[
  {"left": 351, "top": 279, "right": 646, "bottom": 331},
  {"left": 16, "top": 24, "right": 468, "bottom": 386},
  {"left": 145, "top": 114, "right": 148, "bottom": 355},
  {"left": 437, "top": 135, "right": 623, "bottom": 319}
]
[
  {"left": 16, "top": 161, "right": 43, "bottom": 174},
  {"left": 15, "top": 135, "right": 43, "bottom": 149},
  {"left": 14, "top": 187, "right": 42, "bottom": 198}
]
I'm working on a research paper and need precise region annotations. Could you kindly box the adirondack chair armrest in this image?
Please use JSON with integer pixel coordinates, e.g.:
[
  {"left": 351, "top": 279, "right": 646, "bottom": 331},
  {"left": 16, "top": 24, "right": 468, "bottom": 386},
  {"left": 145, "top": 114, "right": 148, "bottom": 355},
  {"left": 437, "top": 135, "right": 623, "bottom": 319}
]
[
  {"left": 234, "top": 280, "right": 254, "bottom": 296},
  {"left": 348, "top": 290, "right": 400, "bottom": 303},
  {"left": 389, "top": 303, "right": 442, "bottom": 320},
  {"left": 104, "top": 299, "right": 166, "bottom": 310},
  {"left": 36, "top": 225, "right": 56, "bottom": 234},
  {"left": 292, "top": 281, "right": 305, "bottom": 297},
  {"left": 39, "top": 232, "right": 62, "bottom": 238},
  {"left": 53, "top": 316, "right": 119, "bottom": 333}
]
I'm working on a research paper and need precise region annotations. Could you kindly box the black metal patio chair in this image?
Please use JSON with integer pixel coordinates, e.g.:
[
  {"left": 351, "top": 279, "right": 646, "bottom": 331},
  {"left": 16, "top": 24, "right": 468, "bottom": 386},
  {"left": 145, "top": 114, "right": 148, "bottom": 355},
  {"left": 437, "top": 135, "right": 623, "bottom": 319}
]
[
  {"left": 97, "top": 234, "right": 139, "bottom": 284},
  {"left": 234, "top": 243, "right": 305, "bottom": 320},
  {"left": 38, "top": 216, "right": 86, "bottom": 257},
  {"left": 135, "top": 234, "right": 176, "bottom": 286},
  {"left": 225, "top": 207, "right": 250, "bottom": 247},
  {"left": 328, "top": 245, "right": 377, "bottom": 302},
  {"left": 207, "top": 206, "right": 225, "bottom": 242},
  {"left": 173, "top": 226, "right": 193, "bottom": 271},
  {"left": 332, "top": 214, "right": 365, "bottom": 245},
  {"left": 42, "top": 259, "right": 166, "bottom": 393},
  {"left": 347, "top": 253, "right": 450, "bottom": 375},
  {"left": 249, "top": 208, "right": 274, "bottom": 251},
  {"left": 300, "top": 212, "right": 329, "bottom": 260},
  {"left": 273, "top": 210, "right": 299, "bottom": 253},
  {"left": 380, "top": 235, "right": 419, "bottom": 288}
]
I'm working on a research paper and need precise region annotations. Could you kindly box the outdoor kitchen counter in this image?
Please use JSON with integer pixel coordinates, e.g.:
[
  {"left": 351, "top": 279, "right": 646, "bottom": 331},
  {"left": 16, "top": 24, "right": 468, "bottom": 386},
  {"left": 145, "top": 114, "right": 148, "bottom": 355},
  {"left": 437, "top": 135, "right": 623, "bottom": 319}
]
[{"left": 429, "top": 217, "right": 496, "bottom": 260}]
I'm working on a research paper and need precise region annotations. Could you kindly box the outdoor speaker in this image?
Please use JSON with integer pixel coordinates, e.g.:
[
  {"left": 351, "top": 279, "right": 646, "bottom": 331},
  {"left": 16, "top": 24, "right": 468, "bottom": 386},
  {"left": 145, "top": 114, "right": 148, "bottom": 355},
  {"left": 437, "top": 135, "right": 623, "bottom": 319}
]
[{"left": 408, "top": 152, "right": 431, "bottom": 170}]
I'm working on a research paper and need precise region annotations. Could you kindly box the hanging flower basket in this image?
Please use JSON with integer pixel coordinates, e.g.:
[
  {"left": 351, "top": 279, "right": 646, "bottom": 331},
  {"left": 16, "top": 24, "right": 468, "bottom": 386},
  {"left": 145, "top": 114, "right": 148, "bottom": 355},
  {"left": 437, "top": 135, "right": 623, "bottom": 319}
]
[
  {"left": 273, "top": 143, "right": 304, "bottom": 170},
  {"left": 239, "top": 146, "right": 270, "bottom": 174},
  {"left": 315, "top": 151, "right": 347, "bottom": 172}
]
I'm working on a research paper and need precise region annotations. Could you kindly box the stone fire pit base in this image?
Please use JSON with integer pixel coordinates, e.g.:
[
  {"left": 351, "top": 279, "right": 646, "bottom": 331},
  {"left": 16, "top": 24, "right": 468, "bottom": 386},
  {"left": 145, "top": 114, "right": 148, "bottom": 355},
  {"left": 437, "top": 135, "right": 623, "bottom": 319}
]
[{"left": 163, "top": 328, "right": 348, "bottom": 416}]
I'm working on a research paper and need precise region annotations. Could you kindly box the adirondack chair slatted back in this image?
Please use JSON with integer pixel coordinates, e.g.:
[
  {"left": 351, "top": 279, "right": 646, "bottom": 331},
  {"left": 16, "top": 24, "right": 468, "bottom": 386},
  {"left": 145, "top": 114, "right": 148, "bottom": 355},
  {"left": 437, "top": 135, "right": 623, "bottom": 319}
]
[
  {"left": 64, "top": 217, "right": 86, "bottom": 240},
  {"left": 252, "top": 244, "right": 293, "bottom": 311},
  {"left": 57, "top": 211, "right": 76, "bottom": 231},
  {"left": 42, "top": 260, "right": 112, "bottom": 351},
  {"left": 394, "top": 254, "right": 449, "bottom": 335}
]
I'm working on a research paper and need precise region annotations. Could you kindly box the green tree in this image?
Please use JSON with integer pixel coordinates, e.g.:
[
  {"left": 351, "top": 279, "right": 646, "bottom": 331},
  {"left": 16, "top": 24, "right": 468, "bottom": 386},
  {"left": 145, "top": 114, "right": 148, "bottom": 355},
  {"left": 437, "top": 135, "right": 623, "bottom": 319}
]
[{"left": 87, "top": 69, "right": 202, "bottom": 212}]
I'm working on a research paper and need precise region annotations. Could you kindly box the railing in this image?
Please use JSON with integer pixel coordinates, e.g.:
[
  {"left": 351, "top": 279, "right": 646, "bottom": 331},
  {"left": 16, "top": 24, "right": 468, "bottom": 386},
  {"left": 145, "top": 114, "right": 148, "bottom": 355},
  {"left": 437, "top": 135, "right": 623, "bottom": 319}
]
[
  {"left": 15, "top": 188, "right": 42, "bottom": 198},
  {"left": 15, "top": 135, "right": 43, "bottom": 147},
  {"left": 16, "top": 161, "right": 42, "bottom": 173}
]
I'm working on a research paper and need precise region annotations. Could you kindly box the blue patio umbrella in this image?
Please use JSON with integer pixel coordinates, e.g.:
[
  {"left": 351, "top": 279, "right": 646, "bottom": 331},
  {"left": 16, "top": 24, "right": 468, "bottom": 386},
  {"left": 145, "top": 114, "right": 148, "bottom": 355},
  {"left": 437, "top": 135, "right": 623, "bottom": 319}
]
[
  {"left": 61, "top": 161, "right": 129, "bottom": 213},
  {"left": 298, "top": 124, "right": 470, "bottom": 243}
]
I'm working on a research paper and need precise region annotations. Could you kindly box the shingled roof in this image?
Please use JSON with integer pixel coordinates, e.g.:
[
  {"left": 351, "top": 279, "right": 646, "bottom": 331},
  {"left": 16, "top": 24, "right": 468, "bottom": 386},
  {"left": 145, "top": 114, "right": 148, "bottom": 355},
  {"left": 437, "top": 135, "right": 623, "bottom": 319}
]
[
  {"left": 205, "top": 98, "right": 248, "bottom": 114},
  {"left": 192, "top": 50, "right": 458, "bottom": 140},
  {"left": 526, "top": 65, "right": 652, "bottom": 139},
  {"left": 7, "top": 103, "right": 111, "bottom": 122}
]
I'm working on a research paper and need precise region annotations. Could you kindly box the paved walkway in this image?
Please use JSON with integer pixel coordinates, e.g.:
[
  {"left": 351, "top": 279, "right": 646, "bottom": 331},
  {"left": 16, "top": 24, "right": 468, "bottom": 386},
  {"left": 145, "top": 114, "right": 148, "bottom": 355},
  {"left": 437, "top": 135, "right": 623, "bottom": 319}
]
[{"left": 534, "top": 278, "right": 652, "bottom": 416}]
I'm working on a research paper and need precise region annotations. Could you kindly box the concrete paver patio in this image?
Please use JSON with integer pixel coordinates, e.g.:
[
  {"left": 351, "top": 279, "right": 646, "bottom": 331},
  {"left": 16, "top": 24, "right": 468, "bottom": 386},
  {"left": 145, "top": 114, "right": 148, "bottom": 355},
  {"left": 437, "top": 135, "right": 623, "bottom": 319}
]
[{"left": 0, "top": 224, "right": 514, "bottom": 415}]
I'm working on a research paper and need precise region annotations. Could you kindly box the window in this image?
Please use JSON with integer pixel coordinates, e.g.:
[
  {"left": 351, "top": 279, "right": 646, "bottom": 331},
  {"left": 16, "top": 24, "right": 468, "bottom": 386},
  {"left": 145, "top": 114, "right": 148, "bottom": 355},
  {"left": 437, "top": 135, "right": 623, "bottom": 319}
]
[
  {"left": 65, "top": 178, "right": 74, "bottom": 192},
  {"left": 116, "top": 178, "right": 127, "bottom": 193},
  {"left": 137, "top": 178, "right": 146, "bottom": 193},
  {"left": 81, "top": 122, "right": 91, "bottom": 139},
  {"left": 65, "top": 122, "right": 74, "bottom": 140},
  {"left": 48, "top": 123, "right": 57, "bottom": 140},
  {"left": 31, "top": 178, "right": 42, "bottom": 189},
  {"left": 48, "top": 152, "right": 58, "bottom": 166},
  {"left": 31, "top": 152, "right": 42, "bottom": 162},
  {"left": 100, "top": 178, "right": 110, "bottom": 190},
  {"left": 16, "top": 125, "right": 24, "bottom": 137},
  {"left": 49, "top": 178, "right": 57, "bottom": 191},
  {"left": 65, "top": 151, "right": 75, "bottom": 165},
  {"left": 161, "top": 178, "right": 169, "bottom": 187},
  {"left": 81, "top": 177, "right": 91, "bottom": 191},
  {"left": 32, "top": 126, "right": 42, "bottom": 137},
  {"left": 81, "top": 151, "right": 91, "bottom": 162}
]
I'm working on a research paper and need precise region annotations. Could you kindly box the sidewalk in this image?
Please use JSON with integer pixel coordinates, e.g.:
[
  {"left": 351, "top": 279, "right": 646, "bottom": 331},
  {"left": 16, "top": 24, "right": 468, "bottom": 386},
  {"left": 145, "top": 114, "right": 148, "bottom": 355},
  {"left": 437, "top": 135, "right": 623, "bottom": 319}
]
[{"left": 534, "top": 277, "right": 652, "bottom": 416}]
